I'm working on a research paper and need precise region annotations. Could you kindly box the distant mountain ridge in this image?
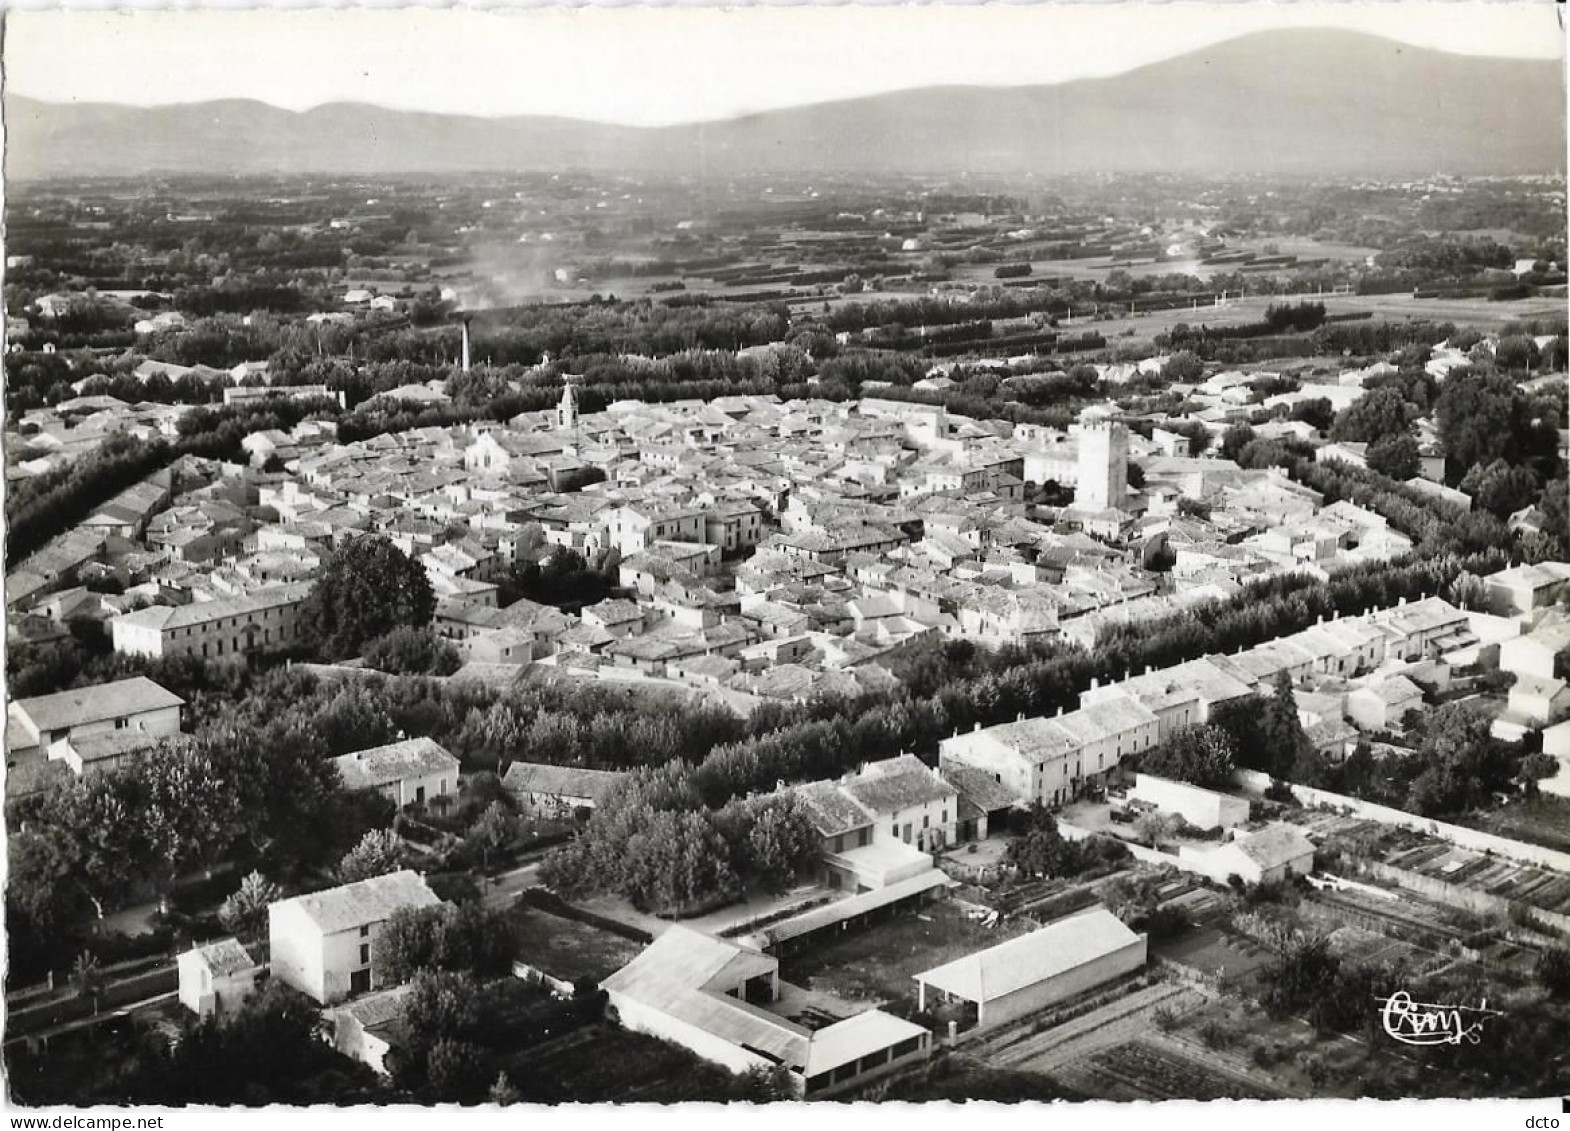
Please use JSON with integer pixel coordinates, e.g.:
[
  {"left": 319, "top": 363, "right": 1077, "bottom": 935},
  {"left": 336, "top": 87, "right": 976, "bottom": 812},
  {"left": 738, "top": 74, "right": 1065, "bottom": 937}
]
[{"left": 6, "top": 30, "right": 1564, "bottom": 178}]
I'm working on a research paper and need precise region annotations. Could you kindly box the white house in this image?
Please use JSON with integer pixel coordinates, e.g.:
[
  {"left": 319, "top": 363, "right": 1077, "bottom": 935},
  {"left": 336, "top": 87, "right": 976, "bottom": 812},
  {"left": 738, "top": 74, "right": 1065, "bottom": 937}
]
[
  {"left": 1499, "top": 622, "right": 1570, "bottom": 680},
  {"left": 333, "top": 738, "right": 460, "bottom": 808},
  {"left": 837, "top": 754, "right": 959, "bottom": 855},
  {"left": 1177, "top": 823, "right": 1316, "bottom": 887},
  {"left": 1540, "top": 720, "right": 1570, "bottom": 800},
  {"left": 268, "top": 871, "right": 442, "bottom": 1004},
  {"left": 6, "top": 676, "right": 184, "bottom": 761},
  {"left": 1345, "top": 675, "right": 1424, "bottom": 732},
  {"left": 1484, "top": 562, "right": 1570, "bottom": 618},
  {"left": 177, "top": 937, "right": 263, "bottom": 1021},
  {"left": 1496, "top": 675, "right": 1570, "bottom": 739}
]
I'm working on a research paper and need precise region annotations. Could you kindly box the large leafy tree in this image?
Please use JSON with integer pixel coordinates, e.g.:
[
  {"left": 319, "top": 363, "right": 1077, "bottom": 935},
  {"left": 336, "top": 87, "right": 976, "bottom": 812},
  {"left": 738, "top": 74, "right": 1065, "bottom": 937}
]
[
  {"left": 336, "top": 827, "right": 405, "bottom": 884},
  {"left": 1006, "top": 804, "right": 1081, "bottom": 878},
  {"left": 1404, "top": 702, "right": 1518, "bottom": 817},
  {"left": 1330, "top": 385, "right": 1414, "bottom": 444},
  {"left": 218, "top": 871, "right": 284, "bottom": 945},
  {"left": 1435, "top": 368, "right": 1534, "bottom": 483},
  {"left": 389, "top": 970, "right": 494, "bottom": 1098},
  {"left": 1460, "top": 458, "right": 1543, "bottom": 519},
  {"left": 373, "top": 902, "right": 515, "bottom": 984},
  {"left": 464, "top": 801, "right": 518, "bottom": 871},
  {"left": 1139, "top": 724, "right": 1238, "bottom": 790},
  {"left": 738, "top": 797, "right": 820, "bottom": 892},
  {"left": 1366, "top": 432, "right": 1422, "bottom": 481},
  {"left": 306, "top": 535, "right": 436, "bottom": 660},
  {"left": 116, "top": 983, "right": 379, "bottom": 1105},
  {"left": 363, "top": 625, "right": 462, "bottom": 677}
]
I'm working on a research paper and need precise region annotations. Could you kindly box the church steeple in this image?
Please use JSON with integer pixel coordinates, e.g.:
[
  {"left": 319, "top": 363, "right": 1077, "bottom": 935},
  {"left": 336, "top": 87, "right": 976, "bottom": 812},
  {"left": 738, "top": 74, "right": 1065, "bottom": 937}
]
[{"left": 557, "top": 376, "right": 579, "bottom": 432}]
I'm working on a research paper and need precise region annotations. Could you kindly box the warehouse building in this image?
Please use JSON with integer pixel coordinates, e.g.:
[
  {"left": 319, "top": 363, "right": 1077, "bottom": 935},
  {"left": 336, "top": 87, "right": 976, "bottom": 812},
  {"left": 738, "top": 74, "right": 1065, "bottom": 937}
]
[
  {"left": 603, "top": 924, "right": 930, "bottom": 1096},
  {"left": 913, "top": 908, "right": 1146, "bottom": 1028}
]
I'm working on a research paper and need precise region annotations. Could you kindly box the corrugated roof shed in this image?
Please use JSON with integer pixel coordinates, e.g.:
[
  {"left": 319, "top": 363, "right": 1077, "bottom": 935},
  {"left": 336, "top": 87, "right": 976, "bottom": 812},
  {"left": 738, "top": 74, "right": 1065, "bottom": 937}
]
[{"left": 914, "top": 908, "right": 1142, "bottom": 1003}]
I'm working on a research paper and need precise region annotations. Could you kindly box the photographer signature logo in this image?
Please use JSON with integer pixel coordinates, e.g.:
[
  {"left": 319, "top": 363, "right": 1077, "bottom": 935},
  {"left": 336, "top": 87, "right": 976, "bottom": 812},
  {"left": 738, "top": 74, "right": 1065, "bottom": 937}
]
[{"left": 1376, "top": 991, "right": 1503, "bottom": 1046}]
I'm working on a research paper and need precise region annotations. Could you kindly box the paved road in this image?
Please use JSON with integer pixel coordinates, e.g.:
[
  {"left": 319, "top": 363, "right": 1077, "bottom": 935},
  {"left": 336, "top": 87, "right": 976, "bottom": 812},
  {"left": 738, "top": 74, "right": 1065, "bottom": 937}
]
[{"left": 481, "top": 860, "right": 544, "bottom": 908}]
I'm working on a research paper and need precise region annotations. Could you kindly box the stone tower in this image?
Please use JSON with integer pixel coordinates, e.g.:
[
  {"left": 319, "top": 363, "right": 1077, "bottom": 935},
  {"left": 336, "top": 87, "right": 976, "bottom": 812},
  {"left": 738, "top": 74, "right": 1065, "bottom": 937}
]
[{"left": 1076, "top": 420, "right": 1129, "bottom": 511}]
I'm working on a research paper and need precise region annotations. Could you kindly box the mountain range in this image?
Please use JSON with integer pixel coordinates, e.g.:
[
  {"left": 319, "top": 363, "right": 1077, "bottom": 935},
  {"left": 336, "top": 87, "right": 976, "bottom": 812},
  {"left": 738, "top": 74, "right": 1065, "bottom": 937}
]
[{"left": 5, "top": 30, "right": 1564, "bottom": 179}]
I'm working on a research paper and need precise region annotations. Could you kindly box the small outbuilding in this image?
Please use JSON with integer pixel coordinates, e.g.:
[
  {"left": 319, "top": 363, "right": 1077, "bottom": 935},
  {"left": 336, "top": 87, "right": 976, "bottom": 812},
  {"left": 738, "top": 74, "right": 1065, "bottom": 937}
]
[
  {"left": 177, "top": 937, "right": 263, "bottom": 1021},
  {"left": 325, "top": 984, "right": 413, "bottom": 1076}
]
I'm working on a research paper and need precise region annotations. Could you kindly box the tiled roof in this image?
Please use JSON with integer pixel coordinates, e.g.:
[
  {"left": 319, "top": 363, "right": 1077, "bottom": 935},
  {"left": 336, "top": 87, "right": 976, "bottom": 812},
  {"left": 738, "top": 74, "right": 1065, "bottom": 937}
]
[
  {"left": 502, "top": 761, "right": 625, "bottom": 804},
  {"left": 333, "top": 738, "right": 459, "bottom": 791},
  {"left": 187, "top": 937, "right": 260, "bottom": 977},
  {"left": 840, "top": 756, "right": 955, "bottom": 815},
  {"left": 14, "top": 676, "right": 184, "bottom": 733},
  {"left": 270, "top": 870, "right": 441, "bottom": 936},
  {"left": 1234, "top": 823, "right": 1316, "bottom": 870}
]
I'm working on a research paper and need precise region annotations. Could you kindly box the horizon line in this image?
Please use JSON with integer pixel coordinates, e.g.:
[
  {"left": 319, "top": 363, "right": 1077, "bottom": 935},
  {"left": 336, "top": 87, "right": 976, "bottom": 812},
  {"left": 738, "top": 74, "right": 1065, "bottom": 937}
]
[{"left": 7, "top": 26, "right": 1560, "bottom": 132}]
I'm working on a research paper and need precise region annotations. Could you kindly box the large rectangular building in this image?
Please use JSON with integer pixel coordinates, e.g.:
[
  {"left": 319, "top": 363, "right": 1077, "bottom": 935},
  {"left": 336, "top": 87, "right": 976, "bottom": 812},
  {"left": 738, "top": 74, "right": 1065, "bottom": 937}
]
[
  {"left": 109, "top": 582, "right": 313, "bottom": 661},
  {"left": 914, "top": 908, "right": 1147, "bottom": 1028},
  {"left": 939, "top": 698, "right": 1159, "bottom": 809},
  {"left": 603, "top": 924, "right": 931, "bottom": 1097}
]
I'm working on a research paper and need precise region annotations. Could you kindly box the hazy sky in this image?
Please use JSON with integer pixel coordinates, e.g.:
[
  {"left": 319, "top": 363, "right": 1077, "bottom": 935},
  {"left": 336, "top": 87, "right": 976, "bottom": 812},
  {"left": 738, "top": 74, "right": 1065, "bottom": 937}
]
[{"left": 5, "top": 2, "right": 1564, "bottom": 127}]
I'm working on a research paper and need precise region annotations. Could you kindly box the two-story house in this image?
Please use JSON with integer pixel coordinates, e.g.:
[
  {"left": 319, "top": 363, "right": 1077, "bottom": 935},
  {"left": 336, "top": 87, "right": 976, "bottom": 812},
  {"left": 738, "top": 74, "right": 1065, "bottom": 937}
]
[{"left": 268, "top": 870, "right": 443, "bottom": 1004}]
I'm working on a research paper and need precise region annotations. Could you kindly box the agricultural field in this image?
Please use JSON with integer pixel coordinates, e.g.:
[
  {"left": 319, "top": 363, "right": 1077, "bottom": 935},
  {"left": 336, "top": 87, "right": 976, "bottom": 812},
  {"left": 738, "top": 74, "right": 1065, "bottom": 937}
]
[
  {"left": 1152, "top": 926, "right": 1275, "bottom": 989},
  {"left": 1061, "top": 1037, "right": 1284, "bottom": 1100},
  {"left": 507, "top": 905, "right": 645, "bottom": 986},
  {"left": 1462, "top": 795, "right": 1570, "bottom": 856},
  {"left": 965, "top": 978, "right": 1295, "bottom": 1100},
  {"left": 506, "top": 1023, "right": 747, "bottom": 1103},
  {"left": 1383, "top": 840, "right": 1570, "bottom": 918}
]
